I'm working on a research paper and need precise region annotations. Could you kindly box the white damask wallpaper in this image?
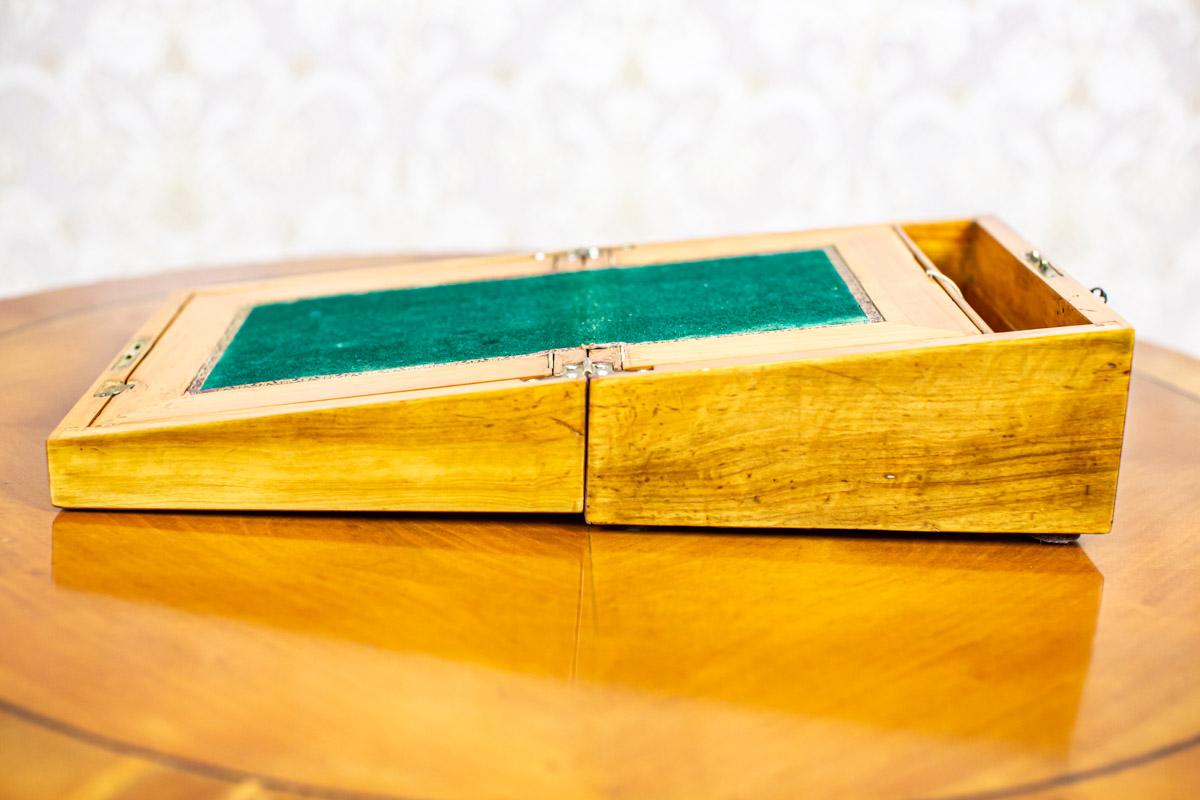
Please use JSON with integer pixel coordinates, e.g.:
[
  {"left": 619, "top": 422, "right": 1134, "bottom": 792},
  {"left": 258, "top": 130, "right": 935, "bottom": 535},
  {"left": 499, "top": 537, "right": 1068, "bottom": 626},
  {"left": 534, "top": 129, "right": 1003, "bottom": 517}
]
[{"left": 1, "top": 0, "right": 1198, "bottom": 353}]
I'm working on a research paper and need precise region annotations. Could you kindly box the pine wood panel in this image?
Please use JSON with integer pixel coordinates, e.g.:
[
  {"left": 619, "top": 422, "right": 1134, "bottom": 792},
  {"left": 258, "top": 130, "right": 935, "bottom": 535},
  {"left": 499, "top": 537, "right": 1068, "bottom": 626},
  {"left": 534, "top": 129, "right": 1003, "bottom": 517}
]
[{"left": 586, "top": 327, "right": 1134, "bottom": 533}]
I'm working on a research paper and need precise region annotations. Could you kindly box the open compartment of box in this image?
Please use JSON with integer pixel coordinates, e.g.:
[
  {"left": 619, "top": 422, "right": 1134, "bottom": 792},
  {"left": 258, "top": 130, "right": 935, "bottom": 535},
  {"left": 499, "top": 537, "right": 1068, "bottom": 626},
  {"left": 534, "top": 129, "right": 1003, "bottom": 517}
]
[{"left": 48, "top": 216, "right": 1132, "bottom": 535}]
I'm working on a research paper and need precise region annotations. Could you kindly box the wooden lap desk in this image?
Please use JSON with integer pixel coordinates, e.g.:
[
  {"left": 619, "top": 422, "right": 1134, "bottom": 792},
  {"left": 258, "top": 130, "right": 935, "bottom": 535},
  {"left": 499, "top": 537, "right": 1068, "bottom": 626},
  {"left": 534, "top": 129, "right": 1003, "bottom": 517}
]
[{"left": 1, "top": 258, "right": 1197, "bottom": 798}]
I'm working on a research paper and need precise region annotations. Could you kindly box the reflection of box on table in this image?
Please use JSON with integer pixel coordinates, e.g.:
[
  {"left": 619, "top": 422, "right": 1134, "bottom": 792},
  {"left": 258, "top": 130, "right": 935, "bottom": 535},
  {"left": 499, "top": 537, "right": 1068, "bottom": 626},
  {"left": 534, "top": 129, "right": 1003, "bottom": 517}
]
[
  {"left": 48, "top": 216, "right": 1132, "bottom": 535},
  {"left": 51, "top": 511, "right": 1102, "bottom": 754}
]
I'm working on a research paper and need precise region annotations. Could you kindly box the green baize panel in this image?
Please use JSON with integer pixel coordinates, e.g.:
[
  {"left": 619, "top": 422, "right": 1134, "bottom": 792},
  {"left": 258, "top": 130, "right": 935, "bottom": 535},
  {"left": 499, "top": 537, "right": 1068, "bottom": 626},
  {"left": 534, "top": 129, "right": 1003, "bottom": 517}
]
[{"left": 201, "top": 248, "right": 868, "bottom": 390}]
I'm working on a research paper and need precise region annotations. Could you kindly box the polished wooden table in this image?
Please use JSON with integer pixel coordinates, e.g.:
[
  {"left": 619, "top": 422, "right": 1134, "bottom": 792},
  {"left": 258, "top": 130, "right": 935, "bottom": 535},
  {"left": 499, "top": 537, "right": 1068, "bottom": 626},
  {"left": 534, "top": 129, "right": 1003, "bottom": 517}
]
[{"left": 2, "top": 258, "right": 1198, "bottom": 799}]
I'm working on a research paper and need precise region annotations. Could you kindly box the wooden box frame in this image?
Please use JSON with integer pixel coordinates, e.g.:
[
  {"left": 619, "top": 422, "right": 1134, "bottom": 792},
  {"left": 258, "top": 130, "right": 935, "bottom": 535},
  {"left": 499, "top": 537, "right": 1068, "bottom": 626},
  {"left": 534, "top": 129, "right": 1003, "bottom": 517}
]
[{"left": 48, "top": 216, "right": 1133, "bottom": 534}]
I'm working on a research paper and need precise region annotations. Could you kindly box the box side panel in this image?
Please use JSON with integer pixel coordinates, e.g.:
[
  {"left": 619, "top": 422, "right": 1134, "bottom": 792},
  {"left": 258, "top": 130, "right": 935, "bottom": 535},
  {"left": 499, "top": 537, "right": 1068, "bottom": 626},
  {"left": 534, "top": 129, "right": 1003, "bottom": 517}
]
[
  {"left": 585, "top": 329, "right": 1133, "bottom": 534},
  {"left": 49, "top": 380, "right": 586, "bottom": 512}
]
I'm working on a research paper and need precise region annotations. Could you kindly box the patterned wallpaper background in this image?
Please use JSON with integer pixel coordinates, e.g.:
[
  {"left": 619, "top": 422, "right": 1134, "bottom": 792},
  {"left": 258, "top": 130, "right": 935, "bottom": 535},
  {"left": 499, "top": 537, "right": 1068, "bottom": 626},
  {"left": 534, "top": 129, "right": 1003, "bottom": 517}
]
[{"left": 2, "top": 0, "right": 1198, "bottom": 353}]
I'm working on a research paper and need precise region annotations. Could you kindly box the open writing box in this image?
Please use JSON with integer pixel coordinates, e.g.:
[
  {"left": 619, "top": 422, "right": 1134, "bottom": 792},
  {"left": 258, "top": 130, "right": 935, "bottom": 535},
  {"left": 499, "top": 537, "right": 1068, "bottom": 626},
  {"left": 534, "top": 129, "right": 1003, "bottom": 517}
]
[{"left": 47, "top": 216, "right": 1133, "bottom": 535}]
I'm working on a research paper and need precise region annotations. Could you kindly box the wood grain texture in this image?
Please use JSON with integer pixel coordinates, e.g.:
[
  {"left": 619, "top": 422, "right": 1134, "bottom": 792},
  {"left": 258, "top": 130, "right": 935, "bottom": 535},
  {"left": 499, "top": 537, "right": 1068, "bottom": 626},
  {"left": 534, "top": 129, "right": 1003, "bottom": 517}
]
[
  {"left": 2, "top": 259, "right": 1195, "bottom": 800},
  {"left": 50, "top": 378, "right": 586, "bottom": 512},
  {"left": 586, "top": 327, "right": 1133, "bottom": 533}
]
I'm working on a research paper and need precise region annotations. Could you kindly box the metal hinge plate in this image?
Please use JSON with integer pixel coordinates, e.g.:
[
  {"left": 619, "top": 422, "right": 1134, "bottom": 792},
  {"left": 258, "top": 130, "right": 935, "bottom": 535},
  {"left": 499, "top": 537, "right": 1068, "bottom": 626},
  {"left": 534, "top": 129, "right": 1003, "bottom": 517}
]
[
  {"left": 111, "top": 336, "right": 152, "bottom": 371},
  {"left": 549, "top": 348, "right": 625, "bottom": 380},
  {"left": 94, "top": 381, "right": 135, "bottom": 398},
  {"left": 532, "top": 244, "right": 634, "bottom": 271},
  {"left": 562, "top": 356, "right": 618, "bottom": 378}
]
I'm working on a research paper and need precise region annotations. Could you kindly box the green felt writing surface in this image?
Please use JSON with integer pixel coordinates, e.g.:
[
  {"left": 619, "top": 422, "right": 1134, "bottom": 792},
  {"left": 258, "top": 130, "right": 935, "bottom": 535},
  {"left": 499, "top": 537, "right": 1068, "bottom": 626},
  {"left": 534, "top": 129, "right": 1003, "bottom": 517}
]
[{"left": 200, "top": 248, "right": 870, "bottom": 391}]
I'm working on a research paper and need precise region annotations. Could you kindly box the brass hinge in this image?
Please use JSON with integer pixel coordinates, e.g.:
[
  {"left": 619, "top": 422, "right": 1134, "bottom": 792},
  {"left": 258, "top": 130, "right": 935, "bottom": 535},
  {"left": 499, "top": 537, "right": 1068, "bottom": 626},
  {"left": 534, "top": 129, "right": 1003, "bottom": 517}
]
[
  {"left": 94, "top": 380, "right": 134, "bottom": 398},
  {"left": 564, "top": 355, "right": 618, "bottom": 378},
  {"left": 111, "top": 336, "right": 151, "bottom": 371},
  {"left": 1025, "top": 249, "right": 1062, "bottom": 278},
  {"left": 549, "top": 348, "right": 625, "bottom": 379},
  {"left": 533, "top": 244, "right": 633, "bottom": 271}
]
